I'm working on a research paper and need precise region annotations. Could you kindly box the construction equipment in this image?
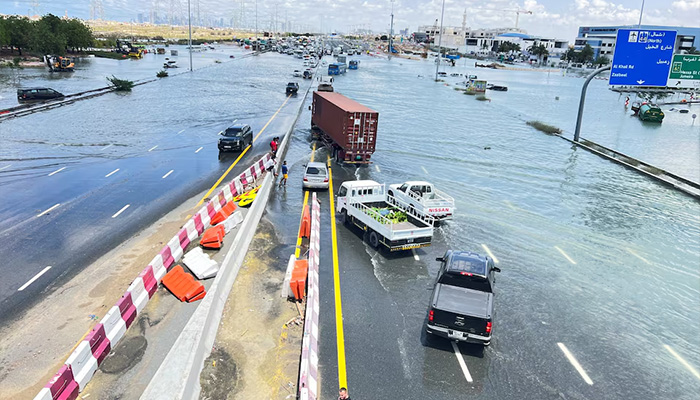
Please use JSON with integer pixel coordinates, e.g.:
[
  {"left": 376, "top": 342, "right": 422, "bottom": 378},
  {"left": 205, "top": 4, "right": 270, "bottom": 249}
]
[
  {"left": 502, "top": 9, "right": 532, "bottom": 29},
  {"left": 44, "top": 55, "right": 75, "bottom": 72}
]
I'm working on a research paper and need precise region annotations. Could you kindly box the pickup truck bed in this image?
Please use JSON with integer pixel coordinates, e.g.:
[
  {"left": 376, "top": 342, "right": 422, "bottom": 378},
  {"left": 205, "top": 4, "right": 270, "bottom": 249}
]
[{"left": 435, "top": 284, "right": 492, "bottom": 319}]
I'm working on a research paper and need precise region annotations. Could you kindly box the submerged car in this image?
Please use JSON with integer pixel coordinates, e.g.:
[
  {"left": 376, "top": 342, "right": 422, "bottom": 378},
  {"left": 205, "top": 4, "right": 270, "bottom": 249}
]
[
  {"left": 17, "top": 87, "right": 64, "bottom": 103},
  {"left": 218, "top": 124, "right": 253, "bottom": 154},
  {"left": 302, "top": 161, "right": 329, "bottom": 189}
]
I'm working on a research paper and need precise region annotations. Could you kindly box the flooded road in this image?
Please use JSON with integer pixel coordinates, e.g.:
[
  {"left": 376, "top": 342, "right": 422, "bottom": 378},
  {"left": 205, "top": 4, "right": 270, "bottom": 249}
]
[{"left": 0, "top": 47, "right": 698, "bottom": 399}]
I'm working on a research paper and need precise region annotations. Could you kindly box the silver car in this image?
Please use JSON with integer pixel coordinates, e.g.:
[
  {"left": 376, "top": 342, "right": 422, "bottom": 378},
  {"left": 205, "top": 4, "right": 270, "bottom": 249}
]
[{"left": 302, "top": 162, "right": 329, "bottom": 190}]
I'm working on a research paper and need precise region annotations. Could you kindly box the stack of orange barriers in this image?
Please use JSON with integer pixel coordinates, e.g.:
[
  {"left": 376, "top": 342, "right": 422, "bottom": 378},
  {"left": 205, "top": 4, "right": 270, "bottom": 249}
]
[{"left": 289, "top": 259, "right": 308, "bottom": 300}]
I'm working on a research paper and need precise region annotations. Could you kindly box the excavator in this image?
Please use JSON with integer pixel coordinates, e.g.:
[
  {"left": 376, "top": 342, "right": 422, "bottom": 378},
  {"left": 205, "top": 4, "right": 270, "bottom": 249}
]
[
  {"left": 116, "top": 39, "right": 144, "bottom": 59},
  {"left": 44, "top": 55, "right": 75, "bottom": 72}
]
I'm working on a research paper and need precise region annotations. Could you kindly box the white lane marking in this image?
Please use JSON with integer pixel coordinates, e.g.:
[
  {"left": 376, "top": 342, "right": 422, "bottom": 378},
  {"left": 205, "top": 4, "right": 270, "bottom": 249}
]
[
  {"left": 664, "top": 345, "right": 700, "bottom": 380},
  {"left": 162, "top": 169, "right": 174, "bottom": 179},
  {"left": 557, "top": 343, "right": 593, "bottom": 385},
  {"left": 101, "top": 144, "right": 113, "bottom": 151},
  {"left": 626, "top": 248, "right": 651, "bottom": 265},
  {"left": 375, "top": 165, "right": 381, "bottom": 172},
  {"left": 177, "top": 128, "right": 185, "bottom": 134},
  {"left": 412, "top": 249, "right": 420, "bottom": 261},
  {"left": 421, "top": 166, "right": 429, "bottom": 175},
  {"left": 148, "top": 145, "right": 158, "bottom": 152},
  {"left": 0, "top": 164, "right": 11, "bottom": 171},
  {"left": 195, "top": 146, "right": 203, "bottom": 153},
  {"left": 554, "top": 246, "right": 577, "bottom": 265},
  {"left": 112, "top": 204, "right": 130, "bottom": 218},
  {"left": 105, "top": 168, "right": 120, "bottom": 177},
  {"left": 54, "top": 144, "right": 63, "bottom": 148},
  {"left": 481, "top": 244, "right": 499, "bottom": 264},
  {"left": 18, "top": 266, "right": 52, "bottom": 291},
  {"left": 48, "top": 167, "right": 66, "bottom": 176},
  {"left": 37, "top": 203, "right": 61, "bottom": 217},
  {"left": 451, "top": 341, "right": 474, "bottom": 383}
]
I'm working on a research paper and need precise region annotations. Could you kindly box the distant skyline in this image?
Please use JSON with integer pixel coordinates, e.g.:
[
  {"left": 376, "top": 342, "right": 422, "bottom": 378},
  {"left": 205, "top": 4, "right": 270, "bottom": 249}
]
[{"left": 2, "top": 0, "right": 699, "bottom": 41}]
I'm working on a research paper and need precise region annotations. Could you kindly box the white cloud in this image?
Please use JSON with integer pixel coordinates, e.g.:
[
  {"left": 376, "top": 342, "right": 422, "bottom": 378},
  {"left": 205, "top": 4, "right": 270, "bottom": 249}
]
[{"left": 671, "top": 0, "right": 700, "bottom": 11}]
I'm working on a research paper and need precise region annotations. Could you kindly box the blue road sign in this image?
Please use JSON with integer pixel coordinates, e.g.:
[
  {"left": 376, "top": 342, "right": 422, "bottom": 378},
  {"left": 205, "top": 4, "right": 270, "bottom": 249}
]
[{"left": 609, "top": 29, "right": 677, "bottom": 86}]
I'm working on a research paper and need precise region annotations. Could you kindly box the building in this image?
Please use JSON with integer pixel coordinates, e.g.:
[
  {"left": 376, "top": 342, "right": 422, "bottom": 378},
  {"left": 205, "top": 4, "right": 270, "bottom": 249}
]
[
  {"left": 576, "top": 25, "right": 700, "bottom": 58},
  {"left": 494, "top": 32, "right": 569, "bottom": 58}
]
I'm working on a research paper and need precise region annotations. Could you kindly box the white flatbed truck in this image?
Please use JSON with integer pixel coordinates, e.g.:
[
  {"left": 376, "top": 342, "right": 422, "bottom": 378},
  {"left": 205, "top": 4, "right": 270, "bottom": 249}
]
[{"left": 336, "top": 180, "right": 435, "bottom": 251}]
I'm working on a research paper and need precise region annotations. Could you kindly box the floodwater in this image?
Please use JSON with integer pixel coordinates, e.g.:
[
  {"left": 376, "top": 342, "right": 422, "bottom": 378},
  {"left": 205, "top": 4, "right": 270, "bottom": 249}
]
[{"left": 1, "top": 47, "right": 698, "bottom": 399}]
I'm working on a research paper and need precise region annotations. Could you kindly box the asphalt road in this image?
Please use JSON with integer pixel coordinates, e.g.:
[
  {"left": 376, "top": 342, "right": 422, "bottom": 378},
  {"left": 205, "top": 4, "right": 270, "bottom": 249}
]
[{"left": 0, "top": 51, "right": 313, "bottom": 324}]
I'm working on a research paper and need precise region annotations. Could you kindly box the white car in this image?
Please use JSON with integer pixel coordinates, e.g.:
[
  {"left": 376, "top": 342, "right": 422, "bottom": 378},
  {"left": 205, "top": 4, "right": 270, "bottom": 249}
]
[{"left": 302, "top": 162, "right": 329, "bottom": 190}]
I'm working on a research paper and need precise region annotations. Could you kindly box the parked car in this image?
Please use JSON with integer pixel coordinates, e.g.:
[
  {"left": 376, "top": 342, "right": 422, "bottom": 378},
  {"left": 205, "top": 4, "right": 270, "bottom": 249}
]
[
  {"left": 17, "top": 87, "right": 64, "bottom": 103},
  {"left": 426, "top": 250, "right": 500, "bottom": 346},
  {"left": 286, "top": 82, "right": 299, "bottom": 95},
  {"left": 302, "top": 161, "right": 329, "bottom": 190},
  {"left": 218, "top": 124, "right": 253, "bottom": 154}
]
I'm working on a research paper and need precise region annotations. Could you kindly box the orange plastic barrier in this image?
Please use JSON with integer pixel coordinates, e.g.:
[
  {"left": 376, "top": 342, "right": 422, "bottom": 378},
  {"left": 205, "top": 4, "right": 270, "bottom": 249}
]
[
  {"left": 210, "top": 202, "right": 238, "bottom": 225},
  {"left": 299, "top": 205, "right": 311, "bottom": 239},
  {"left": 290, "top": 259, "right": 309, "bottom": 300},
  {"left": 161, "top": 265, "right": 206, "bottom": 302},
  {"left": 200, "top": 225, "right": 225, "bottom": 249}
]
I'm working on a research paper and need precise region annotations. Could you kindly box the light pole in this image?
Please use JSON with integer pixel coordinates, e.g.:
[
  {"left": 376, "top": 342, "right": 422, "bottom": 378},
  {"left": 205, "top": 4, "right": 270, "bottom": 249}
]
[
  {"left": 638, "top": 0, "right": 645, "bottom": 26},
  {"left": 187, "top": 0, "right": 193, "bottom": 71},
  {"left": 389, "top": 0, "right": 394, "bottom": 59},
  {"left": 434, "top": 0, "right": 445, "bottom": 81}
]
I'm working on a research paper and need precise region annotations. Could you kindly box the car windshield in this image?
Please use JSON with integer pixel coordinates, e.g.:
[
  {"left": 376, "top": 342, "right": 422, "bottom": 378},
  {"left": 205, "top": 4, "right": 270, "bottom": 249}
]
[
  {"left": 224, "top": 128, "right": 244, "bottom": 137},
  {"left": 306, "top": 167, "right": 326, "bottom": 176}
]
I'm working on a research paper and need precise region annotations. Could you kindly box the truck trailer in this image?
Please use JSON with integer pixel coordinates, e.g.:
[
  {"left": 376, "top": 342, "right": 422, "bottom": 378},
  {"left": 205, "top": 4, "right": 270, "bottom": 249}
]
[{"left": 311, "top": 91, "right": 378, "bottom": 164}]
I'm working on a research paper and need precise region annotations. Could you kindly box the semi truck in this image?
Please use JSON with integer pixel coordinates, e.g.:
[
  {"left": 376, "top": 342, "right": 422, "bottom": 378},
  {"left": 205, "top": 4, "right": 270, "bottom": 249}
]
[
  {"left": 311, "top": 91, "right": 378, "bottom": 164},
  {"left": 336, "top": 180, "right": 434, "bottom": 251}
]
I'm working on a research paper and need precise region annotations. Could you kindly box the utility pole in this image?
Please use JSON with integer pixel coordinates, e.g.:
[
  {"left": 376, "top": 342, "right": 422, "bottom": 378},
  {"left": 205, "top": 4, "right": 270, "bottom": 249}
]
[
  {"left": 638, "top": 0, "right": 645, "bottom": 26},
  {"left": 434, "top": 0, "right": 445, "bottom": 81},
  {"left": 255, "top": 0, "right": 258, "bottom": 40},
  {"left": 187, "top": 0, "right": 193, "bottom": 71},
  {"left": 389, "top": 0, "right": 394, "bottom": 59}
]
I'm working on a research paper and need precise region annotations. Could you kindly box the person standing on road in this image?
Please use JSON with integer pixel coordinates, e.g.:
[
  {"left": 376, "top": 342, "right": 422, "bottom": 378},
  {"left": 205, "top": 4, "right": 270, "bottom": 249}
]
[
  {"left": 278, "top": 161, "right": 288, "bottom": 188},
  {"left": 270, "top": 137, "right": 278, "bottom": 155},
  {"left": 338, "top": 387, "right": 351, "bottom": 400}
]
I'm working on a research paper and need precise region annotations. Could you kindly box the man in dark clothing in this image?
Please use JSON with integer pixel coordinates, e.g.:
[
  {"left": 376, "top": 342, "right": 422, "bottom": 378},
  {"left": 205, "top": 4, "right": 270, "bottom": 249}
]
[{"left": 338, "top": 387, "right": 350, "bottom": 400}]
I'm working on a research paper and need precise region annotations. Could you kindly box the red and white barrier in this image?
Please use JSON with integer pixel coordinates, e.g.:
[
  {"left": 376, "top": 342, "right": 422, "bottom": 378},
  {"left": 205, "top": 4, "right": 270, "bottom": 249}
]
[
  {"left": 299, "top": 193, "right": 321, "bottom": 400},
  {"left": 34, "top": 152, "right": 273, "bottom": 400}
]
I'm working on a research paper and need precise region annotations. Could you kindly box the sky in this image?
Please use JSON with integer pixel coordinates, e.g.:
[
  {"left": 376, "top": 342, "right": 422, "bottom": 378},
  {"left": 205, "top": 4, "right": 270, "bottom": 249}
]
[{"left": 2, "top": 0, "right": 699, "bottom": 41}]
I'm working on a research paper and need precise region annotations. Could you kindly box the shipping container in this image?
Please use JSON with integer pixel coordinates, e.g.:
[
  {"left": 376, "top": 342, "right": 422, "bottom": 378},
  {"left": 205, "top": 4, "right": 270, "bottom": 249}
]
[{"left": 311, "top": 91, "right": 379, "bottom": 164}]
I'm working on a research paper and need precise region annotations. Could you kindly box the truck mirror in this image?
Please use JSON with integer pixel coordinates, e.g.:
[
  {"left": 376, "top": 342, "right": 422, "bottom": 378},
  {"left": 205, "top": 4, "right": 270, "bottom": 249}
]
[
  {"left": 492, "top": 267, "right": 501, "bottom": 273},
  {"left": 435, "top": 257, "right": 444, "bottom": 262}
]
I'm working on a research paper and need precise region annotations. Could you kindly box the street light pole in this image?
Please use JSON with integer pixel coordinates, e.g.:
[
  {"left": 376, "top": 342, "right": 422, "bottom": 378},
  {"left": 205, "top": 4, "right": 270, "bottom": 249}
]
[
  {"left": 434, "top": 0, "right": 445, "bottom": 81},
  {"left": 638, "top": 0, "right": 645, "bottom": 26},
  {"left": 389, "top": 0, "right": 394, "bottom": 59},
  {"left": 187, "top": 0, "right": 193, "bottom": 71},
  {"left": 573, "top": 65, "right": 611, "bottom": 142}
]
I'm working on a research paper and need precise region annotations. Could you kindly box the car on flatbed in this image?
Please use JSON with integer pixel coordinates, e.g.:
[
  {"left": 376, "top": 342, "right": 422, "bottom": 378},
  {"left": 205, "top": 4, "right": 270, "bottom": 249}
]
[
  {"left": 336, "top": 180, "right": 434, "bottom": 251},
  {"left": 218, "top": 124, "right": 253, "bottom": 154},
  {"left": 387, "top": 181, "right": 455, "bottom": 221},
  {"left": 426, "top": 250, "right": 500, "bottom": 346}
]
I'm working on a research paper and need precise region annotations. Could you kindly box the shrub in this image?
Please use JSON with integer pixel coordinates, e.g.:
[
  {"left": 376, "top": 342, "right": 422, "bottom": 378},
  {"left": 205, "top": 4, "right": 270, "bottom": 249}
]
[
  {"left": 156, "top": 70, "right": 168, "bottom": 78},
  {"left": 526, "top": 120, "right": 562, "bottom": 135},
  {"left": 107, "top": 75, "right": 134, "bottom": 91}
]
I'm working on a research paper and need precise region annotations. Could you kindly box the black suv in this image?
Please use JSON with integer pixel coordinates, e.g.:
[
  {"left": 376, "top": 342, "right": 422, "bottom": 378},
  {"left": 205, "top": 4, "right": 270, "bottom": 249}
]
[
  {"left": 218, "top": 124, "right": 253, "bottom": 153},
  {"left": 17, "top": 87, "right": 64, "bottom": 102}
]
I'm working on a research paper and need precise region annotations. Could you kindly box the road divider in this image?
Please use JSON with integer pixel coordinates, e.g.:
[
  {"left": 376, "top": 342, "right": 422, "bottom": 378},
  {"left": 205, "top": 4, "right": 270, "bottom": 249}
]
[
  {"left": 183, "top": 248, "right": 219, "bottom": 280},
  {"left": 162, "top": 265, "right": 207, "bottom": 302}
]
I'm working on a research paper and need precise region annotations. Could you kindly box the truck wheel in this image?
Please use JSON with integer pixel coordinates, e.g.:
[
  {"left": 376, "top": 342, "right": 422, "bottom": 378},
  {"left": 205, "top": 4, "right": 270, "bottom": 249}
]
[
  {"left": 368, "top": 231, "right": 379, "bottom": 248},
  {"left": 341, "top": 209, "right": 349, "bottom": 225}
]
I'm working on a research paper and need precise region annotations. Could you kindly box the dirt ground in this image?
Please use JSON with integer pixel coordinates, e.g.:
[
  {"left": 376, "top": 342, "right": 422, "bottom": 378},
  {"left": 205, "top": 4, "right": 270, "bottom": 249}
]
[{"left": 200, "top": 218, "right": 303, "bottom": 400}]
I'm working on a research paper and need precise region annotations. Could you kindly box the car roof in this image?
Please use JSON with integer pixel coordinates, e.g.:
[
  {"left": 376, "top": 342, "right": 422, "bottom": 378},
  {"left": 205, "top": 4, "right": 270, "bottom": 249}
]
[
  {"left": 226, "top": 123, "right": 250, "bottom": 130},
  {"left": 447, "top": 251, "right": 489, "bottom": 276},
  {"left": 306, "top": 162, "right": 327, "bottom": 169},
  {"left": 341, "top": 180, "right": 380, "bottom": 188},
  {"left": 403, "top": 181, "right": 431, "bottom": 186},
  {"left": 18, "top": 87, "right": 55, "bottom": 91}
]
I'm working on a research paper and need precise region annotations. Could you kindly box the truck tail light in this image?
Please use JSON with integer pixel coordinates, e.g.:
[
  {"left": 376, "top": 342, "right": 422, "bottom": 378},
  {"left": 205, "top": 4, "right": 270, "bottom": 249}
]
[
  {"left": 486, "top": 321, "right": 492, "bottom": 333},
  {"left": 460, "top": 272, "right": 473, "bottom": 276},
  {"left": 428, "top": 309, "right": 434, "bottom": 323}
]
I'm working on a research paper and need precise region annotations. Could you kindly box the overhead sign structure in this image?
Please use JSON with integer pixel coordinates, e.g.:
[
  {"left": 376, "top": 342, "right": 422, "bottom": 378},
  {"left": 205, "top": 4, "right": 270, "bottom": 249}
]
[
  {"left": 668, "top": 54, "right": 700, "bottom": 90},
  {"left": 609, "top": 29, "right": 677, "bottom": 87}
]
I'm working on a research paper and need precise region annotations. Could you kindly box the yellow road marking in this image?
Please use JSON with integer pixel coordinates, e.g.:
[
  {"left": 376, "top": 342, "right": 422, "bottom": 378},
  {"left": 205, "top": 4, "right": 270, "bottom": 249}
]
[
  {"left": 195, "top": 94, "right": 292, "bottom": 207},
  {"left": 295, "top": 142, "right": 316, "bottom": 258},
  {"left": 328, "top": 155, "right": 348, "bottom": 389}
]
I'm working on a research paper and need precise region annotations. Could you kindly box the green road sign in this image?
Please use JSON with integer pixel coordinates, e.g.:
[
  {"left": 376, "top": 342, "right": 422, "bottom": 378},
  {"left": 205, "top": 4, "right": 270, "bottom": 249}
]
[{"left": 668, "top": 54, "right": 700, "bottom": 89}]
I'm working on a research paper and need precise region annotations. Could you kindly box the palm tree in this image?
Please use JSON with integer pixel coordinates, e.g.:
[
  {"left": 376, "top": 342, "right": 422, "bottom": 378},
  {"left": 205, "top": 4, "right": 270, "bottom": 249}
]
[{"left": 528, "top": 44, "right": 549, "bottom": 65}]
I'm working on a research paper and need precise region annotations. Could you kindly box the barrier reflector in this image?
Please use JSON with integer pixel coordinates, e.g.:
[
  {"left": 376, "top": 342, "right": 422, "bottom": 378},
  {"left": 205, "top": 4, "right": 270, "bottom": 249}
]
[
  {"left": 148, "top": 254, "right": 167, "bottom": 282},
  {"left": 183, "top": 247, "right": 219, "bottom": 279},
  {"left": 85, "top": 324, "right": 111, "bottom": 365},
  {"left": 138, "top": 266, "right": 158, "bottom": 298},
  {"left": 126, "top": 277, "right": 149, "bottom": 313},
  {"left": 167, "top": 236, "right": 184, "bottom": 263},
  {"left": 281, "top": 254, "right": 296, "bottom": 298},
  {"left": 65, "top": 342, "right": 97, "bottom": 392},
  {"left": 178, "top": 228, "right": 190, "bottom": 249},
  {"left": 299, "top": 205, "right": 311, "bottom": 239},
  {"left": 36, "top": 364, "right": 79, "bottom": 400},
  {"left": 183, "top": 219, "right": 199, "bottom": 242},
  {"left": 102, "top": 306, "right": 127, "bottom": 344},
  {"left": 159, "top": 245, "right": 174, "bottom": 271},
  {"left": 200, "top": 225, "right": 225, "bottom": 249},
  {"left": 222, "top": 211, "right": 243, "bottom": 233},
  {"left": 116, "top": 293, "right": 137, "bottom": 328},
  {"left": 161, "top": 265, "right": 206, "bottom": 302}
]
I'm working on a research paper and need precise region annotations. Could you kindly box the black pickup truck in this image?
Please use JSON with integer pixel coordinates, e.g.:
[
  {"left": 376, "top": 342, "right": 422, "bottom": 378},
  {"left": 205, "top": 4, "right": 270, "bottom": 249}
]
[{"left": 425, "top": 250, "right": 500, "bottom": 346}]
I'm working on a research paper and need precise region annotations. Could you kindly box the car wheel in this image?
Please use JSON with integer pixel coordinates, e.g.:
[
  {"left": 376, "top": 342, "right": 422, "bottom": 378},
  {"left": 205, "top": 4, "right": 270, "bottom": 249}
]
[
  {"left": 368, "top": 231, "right": 379, "bottom": 248},
  {"left": 387, "top": 190, "right": 393, "bottom": 197}
]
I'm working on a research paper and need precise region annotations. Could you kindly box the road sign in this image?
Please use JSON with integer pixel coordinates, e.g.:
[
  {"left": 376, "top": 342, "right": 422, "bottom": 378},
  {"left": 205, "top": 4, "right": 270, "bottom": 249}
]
[
  {"left": 609, "top": 29, "right": 677, "bottom": 87},
  {"left": 668, "top": 54, "right": 700, "bottom": 90}
]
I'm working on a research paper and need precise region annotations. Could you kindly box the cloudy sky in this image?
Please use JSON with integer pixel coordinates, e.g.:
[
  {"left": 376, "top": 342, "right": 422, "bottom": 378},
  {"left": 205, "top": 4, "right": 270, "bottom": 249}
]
[{"left": 2, "top": 0, "right": 699, "bottom": 41}]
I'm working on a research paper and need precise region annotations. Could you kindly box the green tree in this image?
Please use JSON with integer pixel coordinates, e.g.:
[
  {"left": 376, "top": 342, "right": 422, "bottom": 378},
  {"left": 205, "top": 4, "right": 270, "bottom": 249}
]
[
  {"left": 593, "top": 55, "right": 610, "bottom": 66},
  {"left": 5, "top": 16, "right": 33, "bottom": 55},
  {"left": 580, "top": 43, "right": 594, "bottom": 63},
  {"left": 0, "top": 17, "right": 10, "bottom": 47},
  {"left": 63, "top": 18, "right": 94, "bottom": 51},
  {"left": 31, "top": 14, "right": 67, "bottom": 55},
  {"left": 562, "top": 47, "right": 577, "bottom": 61},
  {"left": 498, "top": 41, "right": 520, "bottom": 54},
  {"left": 528, "top": 43, "right": 549, "bottom": 64}
]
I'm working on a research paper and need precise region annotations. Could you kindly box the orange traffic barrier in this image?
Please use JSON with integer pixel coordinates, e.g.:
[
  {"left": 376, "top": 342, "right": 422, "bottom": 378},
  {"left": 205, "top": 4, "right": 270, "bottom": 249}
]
[
  {"left": 200, "top": 225, "right": 225, "bottom": 249},
  {"left": 162, "top": 265, "right": 206, "bottom": 302},
  {"left": 290, "top": 259, "right": 309, "bottom": 300},
  {"left": 211, "top": 202, "right": 238, "bottom": 225},
  {"left": 299, "top": 205, "right": 311, "bottom": 239}
]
